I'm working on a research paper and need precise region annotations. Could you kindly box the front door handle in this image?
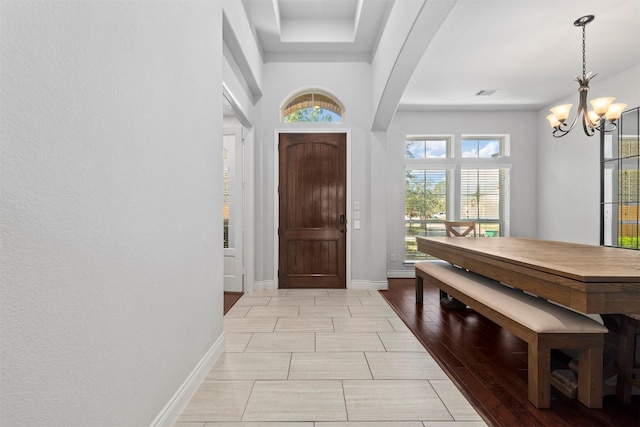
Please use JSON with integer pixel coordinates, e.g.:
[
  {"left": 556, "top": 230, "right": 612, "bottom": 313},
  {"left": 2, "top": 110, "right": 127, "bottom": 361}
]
[{"left": 339, "top": 214, "right": 346, "bottom": 233}]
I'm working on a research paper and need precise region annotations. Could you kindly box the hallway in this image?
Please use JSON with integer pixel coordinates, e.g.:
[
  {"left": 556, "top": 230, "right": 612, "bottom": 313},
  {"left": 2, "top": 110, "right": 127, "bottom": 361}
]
[{"left": 175, "top": 288, "right": 486, "bottom": 425}]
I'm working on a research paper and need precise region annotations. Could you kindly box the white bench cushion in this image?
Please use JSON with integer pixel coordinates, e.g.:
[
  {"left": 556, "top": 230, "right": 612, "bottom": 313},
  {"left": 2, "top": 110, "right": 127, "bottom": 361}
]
[{"left": 416, "top": 261, "right": 608, "bottom": 334}]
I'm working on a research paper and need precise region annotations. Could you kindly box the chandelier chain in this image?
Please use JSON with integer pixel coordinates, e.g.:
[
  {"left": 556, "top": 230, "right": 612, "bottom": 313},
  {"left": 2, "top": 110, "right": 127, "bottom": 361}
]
[{"left": 581, "top": 24, "right": 586, "bottom": 79}]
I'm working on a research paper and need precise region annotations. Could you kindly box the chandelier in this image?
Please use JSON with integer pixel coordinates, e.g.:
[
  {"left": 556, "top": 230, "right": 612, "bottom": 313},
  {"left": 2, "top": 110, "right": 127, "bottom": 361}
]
[{"left": 546, "top": 15, "right": 626, "bottom": 138}]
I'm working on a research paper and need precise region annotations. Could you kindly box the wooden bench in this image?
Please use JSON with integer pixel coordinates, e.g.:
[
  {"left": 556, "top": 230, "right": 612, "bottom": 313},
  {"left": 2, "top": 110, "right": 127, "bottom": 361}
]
[{"left": 415, "top": 260, "right": 608, "bottom": 409}]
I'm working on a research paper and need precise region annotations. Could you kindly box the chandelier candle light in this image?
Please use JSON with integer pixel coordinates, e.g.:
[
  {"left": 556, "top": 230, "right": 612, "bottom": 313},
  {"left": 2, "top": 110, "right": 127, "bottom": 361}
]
[{"left": 546, "top": 15, "right": 626, "bottom": 138}]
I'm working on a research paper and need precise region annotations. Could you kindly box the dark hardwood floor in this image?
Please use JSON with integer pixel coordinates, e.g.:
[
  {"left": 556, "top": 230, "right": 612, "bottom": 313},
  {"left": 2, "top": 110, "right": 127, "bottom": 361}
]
[
  {"left": 223, "top": 291, "right": 243, "bottom": 314},
  {"left": 381, "top": 278, "right": 640, "bottom": 427}
]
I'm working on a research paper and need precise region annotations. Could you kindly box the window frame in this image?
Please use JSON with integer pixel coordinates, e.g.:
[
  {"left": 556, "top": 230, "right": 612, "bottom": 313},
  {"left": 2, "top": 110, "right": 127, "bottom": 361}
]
[
  {"left": 460, "top": 135, "right": 509, "bottom": 159},
  {"left": 281, "top": 90, "right": 344, "bottom": 123},
  {"left": 405, "top": 135, "right": 454, "bottom": 161}
]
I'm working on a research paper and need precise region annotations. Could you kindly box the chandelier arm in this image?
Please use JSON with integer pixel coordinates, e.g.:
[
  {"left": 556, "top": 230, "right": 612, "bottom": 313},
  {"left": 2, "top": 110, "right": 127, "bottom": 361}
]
[
  {"left": 582, "top": 116, "right": 596, "bottom": 136},
  {"left": 579, "top": 86, "right": 596, "bottom": 136},
  {"left": 552, "top": 128, "right": 570, "bottom": 138},
  {"left": 555, "top": 98, "right": 581, "bottom": 135},
  {"left": 556, "top": 116, "right": 578, "bottom": 135},
  {"left": 552, "top": 82, "right": 592, "bottom": 138},
  {"left": 597, "top": 121, "right": 618, "bottom": 133}
]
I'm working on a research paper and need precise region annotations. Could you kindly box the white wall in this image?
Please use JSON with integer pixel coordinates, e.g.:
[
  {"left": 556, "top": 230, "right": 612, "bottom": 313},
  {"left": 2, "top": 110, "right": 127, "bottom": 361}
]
[
  {"left": 387, "top": 110, "right": 538, "bottom": 275},
  {"left": 258, "top": 62, "right": 387, "bottom": 286},
  {"left": 537, "top": 64, "right": 640, "bottom": 244},
  {"left": 0, "top": 2, "right": 224, "bottom": 425}
]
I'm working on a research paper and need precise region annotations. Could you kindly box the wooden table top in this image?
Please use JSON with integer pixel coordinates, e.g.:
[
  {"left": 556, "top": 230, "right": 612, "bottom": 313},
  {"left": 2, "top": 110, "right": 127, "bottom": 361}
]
[{"left": 416, "top": 236, "right": 640, "bottom": 314}]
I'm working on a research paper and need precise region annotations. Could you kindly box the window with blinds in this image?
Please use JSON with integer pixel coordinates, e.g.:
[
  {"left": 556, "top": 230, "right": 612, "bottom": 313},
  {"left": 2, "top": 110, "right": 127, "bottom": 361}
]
[
  {"left": 404, "top": 134, "right": 510, "bottom": 260},
  {"left": 405, "top": 169, "right": 450, "bottom": 259}
]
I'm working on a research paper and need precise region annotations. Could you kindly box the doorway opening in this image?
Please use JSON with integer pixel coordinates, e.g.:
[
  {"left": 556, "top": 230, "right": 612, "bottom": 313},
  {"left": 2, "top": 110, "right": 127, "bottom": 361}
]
[
  {"left": 222, "top": 85, "right": 253, "bottom": 293},
  {"left": 223, "top": 127, "right": 244, "bottom": 292}
]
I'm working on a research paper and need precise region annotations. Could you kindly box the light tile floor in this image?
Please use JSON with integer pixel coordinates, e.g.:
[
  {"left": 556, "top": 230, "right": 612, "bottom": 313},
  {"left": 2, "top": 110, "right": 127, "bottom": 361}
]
[{"left": 175, "top": 289, "right": 487, "bottom": 427}]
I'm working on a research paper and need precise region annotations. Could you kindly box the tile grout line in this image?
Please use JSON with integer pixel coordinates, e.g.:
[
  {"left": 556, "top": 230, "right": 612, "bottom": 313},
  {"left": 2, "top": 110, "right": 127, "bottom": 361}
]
[
  {"left": 239, "top": 379, "right": 257, "bottom": 422},
  {"left": 286, "top": 350, "right": 293, "bottom": 380},
  {"left": 340, "top": 379, "right": 349, "bottom": 422},
  {"left": 427, "top": 378, "right": 456, "bottom": 422}
]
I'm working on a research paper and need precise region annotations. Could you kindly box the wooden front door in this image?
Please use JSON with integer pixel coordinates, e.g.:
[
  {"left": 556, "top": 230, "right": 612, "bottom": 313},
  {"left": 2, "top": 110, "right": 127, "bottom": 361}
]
[{"left": 278, "top": 133, "right": 347, "bottom": 288}]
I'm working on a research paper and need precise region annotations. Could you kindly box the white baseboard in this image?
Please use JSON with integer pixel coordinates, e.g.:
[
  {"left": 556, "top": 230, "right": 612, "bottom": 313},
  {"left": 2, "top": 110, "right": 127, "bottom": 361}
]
[
  {"left": 250, "top": 280, "right": 265, "bottom": 292},
  {"left": 263, "top": 280, "right": 275, "bottom": 290},
  {"left": 253, "top": 280, "right": 388, "bottom": 291},
  {"left": 349, "top": 280, "right": 388, "bottom": 291},
  {"left": 387, "top": 270, "right": 416, "bottom": 278},
  {"left": 369, "top": 280, "right": 389, "bottom": 290},
  {"left": 251, "top": 280, "right": 276, "bottom": 292},
  {"left": 349, "top": 280, "right": 371, "bottom": 289},
  {"left": 150, "top": 333, "right": 225, "bottom": 427}
]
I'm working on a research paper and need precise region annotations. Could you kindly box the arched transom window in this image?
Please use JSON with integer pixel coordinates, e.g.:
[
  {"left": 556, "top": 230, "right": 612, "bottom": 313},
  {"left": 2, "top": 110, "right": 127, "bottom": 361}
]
[{"left": 282, "top": 91, "right": 343, "bottom": 123}]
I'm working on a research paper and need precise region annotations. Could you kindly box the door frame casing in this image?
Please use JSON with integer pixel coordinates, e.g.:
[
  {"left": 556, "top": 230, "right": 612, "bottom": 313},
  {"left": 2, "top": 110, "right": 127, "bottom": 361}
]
[{"left": 274, "top": 129, "right": 352, "bottom": 289}]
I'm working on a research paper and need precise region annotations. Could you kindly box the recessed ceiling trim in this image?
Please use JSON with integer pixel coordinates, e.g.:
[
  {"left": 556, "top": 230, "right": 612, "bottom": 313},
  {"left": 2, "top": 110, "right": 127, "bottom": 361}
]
[
  {"left": 278, "top": 0, "right": 358, "bottom": 20},
  {"left": 264, "top": 51, "right": 372, "bottom": 63},
  {"left": 280, "top": 19, "right": 355, "bottom": 43}
]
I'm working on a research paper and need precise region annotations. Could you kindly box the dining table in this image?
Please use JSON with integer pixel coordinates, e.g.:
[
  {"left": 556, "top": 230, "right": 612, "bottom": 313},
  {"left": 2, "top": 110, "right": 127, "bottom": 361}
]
[{"left": 415, "top": 236, "right": 640, "bottom": 314}]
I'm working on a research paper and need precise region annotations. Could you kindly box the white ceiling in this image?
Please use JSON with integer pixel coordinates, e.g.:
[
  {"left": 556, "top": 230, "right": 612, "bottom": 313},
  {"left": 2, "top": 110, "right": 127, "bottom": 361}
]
[{"left": 242, "top": 0, "right": 640, "bottom": 112}]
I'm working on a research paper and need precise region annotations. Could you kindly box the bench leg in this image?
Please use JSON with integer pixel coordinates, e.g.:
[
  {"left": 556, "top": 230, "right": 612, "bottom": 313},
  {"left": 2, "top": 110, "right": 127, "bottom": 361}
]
[
  {"left": 577, "top": 345, "right": 603, "bottom": 408},
  {"left": 416, "top": 274, "right": 423, "bottom": 303},
  {"left": 530, "top": 335, "right": 603, "bottom": 409},
  {"left": 528, "top": 340, "right": 551, "bottom": 408}
]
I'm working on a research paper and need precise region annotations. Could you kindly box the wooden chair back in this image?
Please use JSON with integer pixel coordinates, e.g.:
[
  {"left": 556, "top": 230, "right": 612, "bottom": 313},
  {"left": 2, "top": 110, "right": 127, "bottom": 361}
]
[
  {"left": 440, "top": 221, "right": 477, "bottom": 307},
  {"left": 444, "top": 221, "right": 476, "bottom": 237}
]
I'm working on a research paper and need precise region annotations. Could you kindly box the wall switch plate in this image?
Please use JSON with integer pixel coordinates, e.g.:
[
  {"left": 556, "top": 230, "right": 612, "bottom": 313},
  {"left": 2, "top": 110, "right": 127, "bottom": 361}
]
[{"left": 353, "top": 220, "right": 361, "bottom": 229}]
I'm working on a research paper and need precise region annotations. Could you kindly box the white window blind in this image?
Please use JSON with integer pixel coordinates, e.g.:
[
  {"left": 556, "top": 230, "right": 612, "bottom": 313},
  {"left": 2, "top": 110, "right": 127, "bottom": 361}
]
[{"left": 460, "top": 168, "right": 508, "bottom": 238}]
